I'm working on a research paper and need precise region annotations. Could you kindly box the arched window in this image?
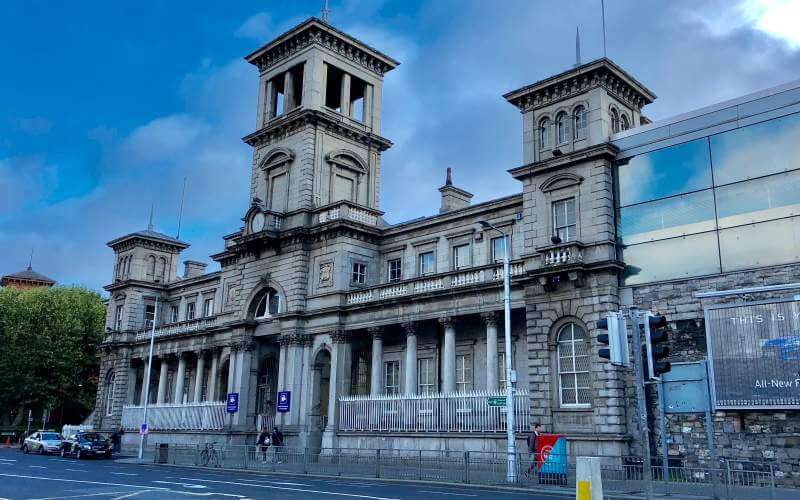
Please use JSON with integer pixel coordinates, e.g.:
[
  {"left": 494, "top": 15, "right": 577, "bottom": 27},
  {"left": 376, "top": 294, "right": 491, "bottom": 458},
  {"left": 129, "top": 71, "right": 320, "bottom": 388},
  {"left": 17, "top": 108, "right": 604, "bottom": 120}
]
[
  {"left": 556, "top": 323, "right": 590, "bottom": 407},
  {"left": 556, "top": 112, "right": 569, "bottom": 144},
  {"left": 573, "top": 105, "right": 587, "bottom": 140},
  {"left": 255, "top": 288, "right": 281, "bottom": 319},
  {"left": 104, "top": 372, "right": 116, "bottom": 417},
  {"left": 157, "top": 257, "right": 167, "bottom": 282},
  {"left": 620, "top": 113, "right": 630, "bottom": 131},
  {"left": 146, "top": 256, "right": 156, "bottom": 280},
  {"left": 538, "top": 117, "right": 550, "bottom": 149},
  {"left": 610, "top": 108, "right": 620, "bottom": 133}
]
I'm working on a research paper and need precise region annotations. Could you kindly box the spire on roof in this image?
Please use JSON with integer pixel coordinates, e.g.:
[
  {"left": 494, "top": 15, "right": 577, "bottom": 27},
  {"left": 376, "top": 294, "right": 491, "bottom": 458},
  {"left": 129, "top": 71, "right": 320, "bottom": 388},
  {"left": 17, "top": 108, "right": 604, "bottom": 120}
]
[
  {"left": 148, "top": 203, "right": 155, "bottom": 232},
  {"left": 27, "top": 248, "right": 33, "bottom": 271},
  {"left": 575, "top": 26, "right": 582, "bottom": 68},
  {"left": 321, "top": 0, "right": 330, "bottom": 23},
  {"left": 445, "top": 167, "right": 453, "bottom": 186}
]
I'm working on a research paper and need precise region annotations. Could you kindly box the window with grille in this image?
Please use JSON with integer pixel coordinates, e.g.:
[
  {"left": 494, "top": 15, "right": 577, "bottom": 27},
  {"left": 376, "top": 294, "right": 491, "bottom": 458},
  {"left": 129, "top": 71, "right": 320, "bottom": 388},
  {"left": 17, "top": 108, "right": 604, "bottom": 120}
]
[
  {"left": 144, "top": 304, "right": 155, "bottom": 329},
  {"left": 255, "top": 289, "right": 281, "bottom": 319},
  {"left": 497, "top": 351, "right": 507, "bottom": 391},
  {"left": 491, "top": 236, "right": 508, "bottom": 263},
  {"left": 556, "top": 112, "right": 569, "bottom": 144},
  {"left": 104, "top": 372, "right": 116, "bottom": 417},
  {"left": 453, "top": 244, "right": 470, "bottom": 270},
  {"left": 170, "top": 305, "right": 179, "bottom": 323},
  {"left": 114, "top": 305, "right": 123, "bottom": 330},
  {"left": 557, "top": 323, "right": 591, "bottom": 407},
  {"left": 539, "top": 117, "right": 550, "bottom": 149},
  {"left": 574, "top": 106, "right": 587, "bottom": 140},
  {"left": 418, "top": 358, "right": 436, "bottom": 394},
  {"left": 186, "top": 302, "right": 196, "bottom": 321},
  {"left": 553, "top": 198, "right": 577, "bottom": 242},
  {"left": 203, "top": 298, "right": 214, "bottom": 317},
  {"left": 384, "top": 360, "right": 400, "bottom": 395},
  {"left": 352, "top": 262, "right": 367, "bottom": 284},
  {"left": 388, "top": 258, "right": 402, "bottom": 282},
  {"left": 418, "top": 251, "right": 435, "bottom": 275},
  {"left": 456, "top": 354, "right": 473, "bottom": 392}
]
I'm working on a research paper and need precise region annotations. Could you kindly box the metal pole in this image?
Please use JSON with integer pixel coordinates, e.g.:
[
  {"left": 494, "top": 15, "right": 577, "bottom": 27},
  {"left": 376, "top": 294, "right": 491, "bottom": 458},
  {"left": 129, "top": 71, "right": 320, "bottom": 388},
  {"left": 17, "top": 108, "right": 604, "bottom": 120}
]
[
  {"left": 503, "top": 233, "right": 517, "bottom": 483},
  {"left": 658, "top": 380, "right": 668, "bottom": 483},
  {"left": 629, "top": 307, "right": 652, "bottom": 498},
  {"left": 138, "top": 296, "right": 159, "bottom": 460},
  {"left": 704, "top": 360, "right": 720, "bottom": 498}
]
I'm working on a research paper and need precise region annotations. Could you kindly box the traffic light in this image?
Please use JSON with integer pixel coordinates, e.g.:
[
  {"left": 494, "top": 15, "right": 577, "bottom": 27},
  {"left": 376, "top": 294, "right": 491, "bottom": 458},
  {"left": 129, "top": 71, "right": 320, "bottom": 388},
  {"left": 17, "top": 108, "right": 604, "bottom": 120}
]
[
  {"left": 596, "top": 312, "right": 629, "bottom": 365},
  {"left": 644, "top": 313, "right": 671, "bottom": 378}
]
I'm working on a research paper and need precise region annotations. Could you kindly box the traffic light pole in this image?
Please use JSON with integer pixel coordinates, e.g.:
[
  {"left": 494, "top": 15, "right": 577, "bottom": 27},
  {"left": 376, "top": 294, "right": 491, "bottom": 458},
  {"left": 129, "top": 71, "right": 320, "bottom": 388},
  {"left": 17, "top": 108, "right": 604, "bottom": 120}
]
[{"left": 628, "top": 307, "right": 653, "bottom": 499}]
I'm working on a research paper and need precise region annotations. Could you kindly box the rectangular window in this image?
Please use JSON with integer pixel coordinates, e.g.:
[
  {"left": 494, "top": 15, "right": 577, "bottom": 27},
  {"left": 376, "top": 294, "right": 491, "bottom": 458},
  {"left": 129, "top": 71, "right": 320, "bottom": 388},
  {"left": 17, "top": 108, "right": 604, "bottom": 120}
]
[
  {"left": 186, "top": 302, "right": 196, "bottom": 321},
  {"left": 497, "top": 352, "right": 507, "bottom": 392},
  {"left": 618, "top": 190, "right": 716, "bottom": 245},
  {"left": 352, "top": 262, "right": 367, "bottom": 285},
  {"left": 114, "top": 305, "right": 123, "bottom": 331},
  {"left": 452, "top": 244, "right": 470, "bottom": 270},
  {"left": 418, "top": 251, "right": 435, "bottom": 275},
  {"left": 620, "top": 232, "right": 721, "bottom": 285},
  {"left": 203, "top": 298, "right": 214, "bottom": 317},
  {"left": 324, "top": 63, "right": 344, "bottom": 112},
  {"left": 456, "top": 354, "right": 473, "bottom": 392},
  {"left": 170, "top": 305, "right": 179, "bottom": 324},
  {"left": 384, "top": 360, "right": 400, "bottom": 395},
  {"left": 387, "top": 258, "right": 402, "bottom": 282},
  {"left": 491, "top": 237, "right": 508, "bottom": 263},
  {"left": 553, "top": 198, "right": 577, "bottom": 242},
  {"left": 144, "top": 304, "right": 155, "bottom": 330},
  {"left": 418, "top": 358, "right": 436, "bottom": 394}
]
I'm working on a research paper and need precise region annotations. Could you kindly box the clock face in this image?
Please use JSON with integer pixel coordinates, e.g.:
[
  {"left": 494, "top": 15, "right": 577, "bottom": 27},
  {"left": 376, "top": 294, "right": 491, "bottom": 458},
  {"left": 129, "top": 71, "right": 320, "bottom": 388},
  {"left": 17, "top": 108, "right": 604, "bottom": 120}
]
[{"left": 251, "top": 212, "right": 266, "bottom": 233}]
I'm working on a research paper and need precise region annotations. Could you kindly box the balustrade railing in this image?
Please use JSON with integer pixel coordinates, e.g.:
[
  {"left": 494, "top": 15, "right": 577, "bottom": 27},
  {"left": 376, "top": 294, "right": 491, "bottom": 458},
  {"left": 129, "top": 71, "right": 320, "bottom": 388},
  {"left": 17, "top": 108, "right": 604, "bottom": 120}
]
[
  {"left": 346, "top": 262, "right": 525, "bottom": 305},
  {"left": 121, "top": 402, "right": 226, "bottom": 431},
  {"left": 316, "top": 201, "right": 381, "bottom": 226},
  {"left": 542, "top": 244, "right": 583, "bottom": 266},
  {"left": 134, "top": 315, "right": 219, "bottom": 341},
  {"left": 339, "top": 390, "right": 530, "bottom": 433}
]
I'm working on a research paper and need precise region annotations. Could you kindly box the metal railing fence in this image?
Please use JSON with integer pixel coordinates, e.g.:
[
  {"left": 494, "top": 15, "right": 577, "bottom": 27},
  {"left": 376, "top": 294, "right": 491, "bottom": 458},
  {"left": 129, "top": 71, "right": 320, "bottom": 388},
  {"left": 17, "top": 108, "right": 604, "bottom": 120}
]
[
  {"left": 144, "top": 443, "right": 788, "bottom": 499},
  {"left": 121, "top": 402, "right": 226, "bottom": 431}
]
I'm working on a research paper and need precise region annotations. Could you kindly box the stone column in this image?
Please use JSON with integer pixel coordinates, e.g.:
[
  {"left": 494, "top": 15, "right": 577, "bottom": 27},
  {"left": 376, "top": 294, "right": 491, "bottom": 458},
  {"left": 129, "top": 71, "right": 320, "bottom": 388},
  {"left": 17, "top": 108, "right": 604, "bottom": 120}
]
[
  {"left": 207, "top": 348, "right": 219, "bottom": 402},
  {"left": 193, "top": 351, "right": 206, "bottom": 402},
  {"left": 323, "top": 331, "right": 351, "bottom": 449},
  {"left": 403, "top": 322, "right": 418, "bottom": 395},
  {"left": 483, "top": 312, "right": 499, "bottom": 392},
  {"left": 264, "top": 79, "right": 275, "bottom": 123},
  {"left": 363, "top": 84, "right": 373, "bottom": 127},
  {"left": 340, "top": 73, "right": 351, "bottom": 117},
  {"left": 283, "top": 70, "right": 294, "bottom": 113},
  {"left": 232, "top": 340, "right": 255, "bottom": 428},
  {"left": 368, "top": 327, "right": 383, "bottom": 396},
  {"left": 156, "top": 357, "right": 169, "bottom": 404},
  {"left": 441, "top": 317, "right": 456, "bottom": 393},
  {"left": 174, "top": 353, "right": 187, "bottom": 404},
  {"left": 276, "top": 336, "right": 289, "bottom": 427},
  {"left": 227, "top": 344, "right": 239, "bottom": 394}
]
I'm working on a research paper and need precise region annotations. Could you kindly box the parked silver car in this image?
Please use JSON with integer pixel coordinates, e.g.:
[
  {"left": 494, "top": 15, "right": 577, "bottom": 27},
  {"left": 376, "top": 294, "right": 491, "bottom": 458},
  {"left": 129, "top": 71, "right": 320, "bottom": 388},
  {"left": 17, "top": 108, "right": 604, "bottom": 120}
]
[{"left": 22, "top": 431, "right": 63, "bottom": 455}]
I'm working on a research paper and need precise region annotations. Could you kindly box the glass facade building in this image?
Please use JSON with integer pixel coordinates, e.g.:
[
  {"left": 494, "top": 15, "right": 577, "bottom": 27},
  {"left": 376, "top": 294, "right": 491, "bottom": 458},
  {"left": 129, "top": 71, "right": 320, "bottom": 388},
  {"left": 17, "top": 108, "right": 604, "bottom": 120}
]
[{"left": 613, "top": 87, "right": 800, "bottom": 285}]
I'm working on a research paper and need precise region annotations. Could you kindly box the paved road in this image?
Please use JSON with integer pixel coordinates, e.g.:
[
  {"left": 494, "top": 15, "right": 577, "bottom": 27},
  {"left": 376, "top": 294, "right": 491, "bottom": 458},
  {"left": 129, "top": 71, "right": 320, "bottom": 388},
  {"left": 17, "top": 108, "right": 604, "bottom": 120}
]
[{"left": 0, "top": 448, "right": 562, "bottom": 499}]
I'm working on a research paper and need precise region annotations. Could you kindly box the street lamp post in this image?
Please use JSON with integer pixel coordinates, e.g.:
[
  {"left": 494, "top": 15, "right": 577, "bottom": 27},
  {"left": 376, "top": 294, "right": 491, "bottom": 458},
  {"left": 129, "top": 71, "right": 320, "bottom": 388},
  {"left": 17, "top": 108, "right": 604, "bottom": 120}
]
[
  {"left": 479, "top": 221, "right": 517, "bottom": 483},
  {"left": 138, "top": 296, "right": 159, "bottom": 460}
]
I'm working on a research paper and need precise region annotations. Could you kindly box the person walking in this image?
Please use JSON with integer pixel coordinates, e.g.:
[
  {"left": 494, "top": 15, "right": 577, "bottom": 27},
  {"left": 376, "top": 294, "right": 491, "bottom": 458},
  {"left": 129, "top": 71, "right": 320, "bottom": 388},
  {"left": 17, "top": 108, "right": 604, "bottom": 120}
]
[
  {"left": 257, "top": 427, "right": 271, "bottom": 463},
  {"left": 270, "top": 426, "right": 284, "bottom": 464},
  {"left": 110, "top": 427, "right": 124, "bottom": 454},
  {"left": 525, "top": 422, "right": 541, "bottom": 478}
]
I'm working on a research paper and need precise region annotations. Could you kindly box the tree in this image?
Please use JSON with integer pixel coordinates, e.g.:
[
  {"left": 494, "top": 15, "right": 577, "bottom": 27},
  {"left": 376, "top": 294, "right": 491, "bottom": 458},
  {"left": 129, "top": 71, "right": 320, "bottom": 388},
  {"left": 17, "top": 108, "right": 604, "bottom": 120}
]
[{"left": 0, "top": 286, "right": 105, "bottom": 428}]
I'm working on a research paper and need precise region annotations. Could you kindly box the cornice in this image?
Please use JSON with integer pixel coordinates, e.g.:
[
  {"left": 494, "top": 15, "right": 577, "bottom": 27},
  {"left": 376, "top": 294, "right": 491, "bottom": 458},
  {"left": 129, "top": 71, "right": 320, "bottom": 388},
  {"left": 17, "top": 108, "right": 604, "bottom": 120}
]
[{"left": 508, "top": 142, "right": 619, "bottom": 180}]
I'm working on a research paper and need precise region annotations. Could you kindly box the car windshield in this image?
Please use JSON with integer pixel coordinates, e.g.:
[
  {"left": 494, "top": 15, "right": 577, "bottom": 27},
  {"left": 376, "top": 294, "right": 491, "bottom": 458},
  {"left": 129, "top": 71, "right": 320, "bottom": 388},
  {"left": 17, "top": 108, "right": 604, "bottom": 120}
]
[
  {"left": 80, "top": 433, "right": 104, "bottom": 443},
  {"left": 41, "top": 433, "right": 60, "bottom": 440}
]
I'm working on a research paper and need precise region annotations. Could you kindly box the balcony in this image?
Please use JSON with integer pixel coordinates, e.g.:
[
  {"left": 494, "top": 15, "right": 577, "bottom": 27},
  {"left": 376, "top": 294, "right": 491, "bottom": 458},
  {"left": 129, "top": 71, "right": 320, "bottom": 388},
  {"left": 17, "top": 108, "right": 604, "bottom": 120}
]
[
  {"left": 339, "top": 390, "right": 530, "bottom": 433},
  {"left": 121, "top": 402, "right": 226, "bottom": 431},
  {"left": 346, "top": 262, "right": 525, "bottom": 305},
  {"left": 134, "top": 315, "right": 220, "bottom": 341},
  {"left": 539, "top": 242, "right": 584, "bottom": 267},
  {"left": 315, "top": 200, "right": 383, "bottom": 227}
]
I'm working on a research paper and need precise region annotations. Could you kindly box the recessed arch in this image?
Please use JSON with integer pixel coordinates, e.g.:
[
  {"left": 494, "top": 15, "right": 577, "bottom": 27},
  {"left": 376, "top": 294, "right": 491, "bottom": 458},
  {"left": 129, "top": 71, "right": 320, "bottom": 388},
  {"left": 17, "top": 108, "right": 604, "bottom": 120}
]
[
  {"left": 259, "top": 147, "right": 296, "bottom": 171},
  {"left": 539, "top": 172, "right": 584, "bottom": 193},
  {"left": 326, "top": 149, "right": 368, "bottom": 174}
]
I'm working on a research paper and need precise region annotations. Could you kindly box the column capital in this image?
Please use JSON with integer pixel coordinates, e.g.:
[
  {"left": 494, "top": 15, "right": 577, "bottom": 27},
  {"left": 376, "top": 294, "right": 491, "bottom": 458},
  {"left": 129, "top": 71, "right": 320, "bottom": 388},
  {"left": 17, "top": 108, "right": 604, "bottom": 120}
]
[
  {"left": 438, "top": 316, "right": 455, "bottom": 329},
  {"left": 481, "top": 312, "right": 498, "bottom": 327},
  {"left": 230, "top": 342, "right": 243, "bottom": 353},
  {"left": 367, "top": 326, "right": 383, "bottom": 339},
  {"left": 401, "top": 321, "right": 417, "bottom": 337},
  {"left": 279, "top": 331, "right": 311, "bottom": 346},
  {"left": 331, "top": 330, "right": 352, "bottom": 344}
]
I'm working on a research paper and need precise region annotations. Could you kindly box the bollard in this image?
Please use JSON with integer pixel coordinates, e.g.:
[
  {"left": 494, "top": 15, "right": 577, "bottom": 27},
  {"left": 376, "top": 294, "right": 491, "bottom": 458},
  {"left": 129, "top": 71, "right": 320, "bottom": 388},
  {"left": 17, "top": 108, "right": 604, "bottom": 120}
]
[
  {"left": 464, "top": 451, "right": 470, "bottom": 484},
  {"left": 576, "top": 457, "right": 603, "bottom": 500},
  {"left": 376, "top": 449, "right": 381, "bottom": 479}
]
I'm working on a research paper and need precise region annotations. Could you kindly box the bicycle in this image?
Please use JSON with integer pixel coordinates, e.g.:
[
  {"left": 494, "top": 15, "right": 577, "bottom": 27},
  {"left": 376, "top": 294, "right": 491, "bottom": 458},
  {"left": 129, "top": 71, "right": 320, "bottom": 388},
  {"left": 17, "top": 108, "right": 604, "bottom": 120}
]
[{"left": 199, "top": 442, "right": 221, "bottom": 468}]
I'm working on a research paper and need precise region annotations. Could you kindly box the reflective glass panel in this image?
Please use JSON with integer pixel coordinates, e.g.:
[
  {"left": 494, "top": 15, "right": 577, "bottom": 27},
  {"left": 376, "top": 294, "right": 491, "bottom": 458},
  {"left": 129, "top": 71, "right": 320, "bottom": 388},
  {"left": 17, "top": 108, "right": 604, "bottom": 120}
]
[
  {"left": 719, "top": 216, "right": 800, "bottom": 272},
  {"left": 618, "top": 138, "right": 712, "bottom": 206},
  {"left": 710, "top": 112, "right": 800, "bottom": 186},
  {"left": 715, "top": 170, "right": 800, "bottom": 228},
  {"left": 620, "top": 232, "right": 721, "bottom": 285},
  {"left": 618, "top": 190, "right": 716, "bottom": 244}
]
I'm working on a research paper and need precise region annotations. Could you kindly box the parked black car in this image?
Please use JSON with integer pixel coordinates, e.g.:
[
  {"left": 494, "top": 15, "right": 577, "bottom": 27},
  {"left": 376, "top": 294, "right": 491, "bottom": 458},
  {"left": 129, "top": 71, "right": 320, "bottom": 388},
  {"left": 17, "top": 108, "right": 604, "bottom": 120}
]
[{"left": 60, "top": 432, "right": 112, "bottom": 459}]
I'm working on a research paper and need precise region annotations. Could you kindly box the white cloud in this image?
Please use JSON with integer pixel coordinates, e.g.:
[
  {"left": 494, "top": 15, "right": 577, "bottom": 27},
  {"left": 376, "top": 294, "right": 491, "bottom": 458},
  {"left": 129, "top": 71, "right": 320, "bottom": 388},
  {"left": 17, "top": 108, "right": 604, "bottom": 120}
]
[
  {"left": 741, "top": 0, "right": 800, "bottom": 49},
  {"left": 235, "top": 12, "right": 272, "bottom": 41}
]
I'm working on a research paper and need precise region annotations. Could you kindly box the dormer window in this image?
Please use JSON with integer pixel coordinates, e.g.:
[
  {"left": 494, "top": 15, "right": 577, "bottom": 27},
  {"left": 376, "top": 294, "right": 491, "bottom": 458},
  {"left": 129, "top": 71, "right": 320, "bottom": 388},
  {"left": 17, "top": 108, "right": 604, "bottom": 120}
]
[
  {"left": 255, "top": 288, "right": 281, "bottom": 319},
  {"left": 573, "top": 106, "right": 587, "bottom": 140},
  {"left": 611, "top": 108, "right": 620, "bottom": 133},
  {"left": 538, "top": 117, "right": 550, "bottom": 150},
  {"left": 556, "top": 112, "right": 569, "bottom": 144}
]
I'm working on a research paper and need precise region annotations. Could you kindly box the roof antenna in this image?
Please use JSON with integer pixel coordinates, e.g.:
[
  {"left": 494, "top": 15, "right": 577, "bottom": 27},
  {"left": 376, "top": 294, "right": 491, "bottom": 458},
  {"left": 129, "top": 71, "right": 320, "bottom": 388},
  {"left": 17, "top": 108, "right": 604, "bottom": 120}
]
[
  {"left": 148, "top": 203, "right": 155, "bottom": 232},
  {"left": 575, "top": 26, "right": 582, "bottom": 67},
  {"left": 321, "top": 0, "right": 330, "bottom": 23},
  {"left": 601, "top": 0, "right": 607, "bottom": 58},
  {"left": 176, "top": 177, "right": 187, "bottom": 239},
  {"left": 27, "top": 248, "right": 34, "bottom": 271}
]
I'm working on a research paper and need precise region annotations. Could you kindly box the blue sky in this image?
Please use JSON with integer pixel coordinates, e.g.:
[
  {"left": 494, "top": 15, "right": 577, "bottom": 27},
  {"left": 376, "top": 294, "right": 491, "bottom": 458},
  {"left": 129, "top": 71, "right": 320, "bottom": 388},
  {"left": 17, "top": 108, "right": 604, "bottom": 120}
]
[{"left": 2, "top": 0, "right": 799, "bottom": 292}]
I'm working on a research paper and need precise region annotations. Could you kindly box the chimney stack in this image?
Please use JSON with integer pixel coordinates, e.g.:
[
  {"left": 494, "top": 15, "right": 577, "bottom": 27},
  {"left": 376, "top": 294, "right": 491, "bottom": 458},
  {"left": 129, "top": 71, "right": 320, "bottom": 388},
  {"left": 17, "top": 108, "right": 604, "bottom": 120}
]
[
  {"left": 184, "top": 260, "right": 207, "bottom": 279},
  {"left": 438, "top": 167, "right": 473, "bottom": 214}
]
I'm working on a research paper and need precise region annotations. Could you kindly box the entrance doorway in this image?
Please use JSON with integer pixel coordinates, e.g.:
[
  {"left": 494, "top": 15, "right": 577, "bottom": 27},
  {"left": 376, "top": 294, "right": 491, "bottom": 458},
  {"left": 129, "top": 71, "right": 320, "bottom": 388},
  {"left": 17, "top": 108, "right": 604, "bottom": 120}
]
[{"left": 309, "top": 349, "right": 331, "bottom": 451}]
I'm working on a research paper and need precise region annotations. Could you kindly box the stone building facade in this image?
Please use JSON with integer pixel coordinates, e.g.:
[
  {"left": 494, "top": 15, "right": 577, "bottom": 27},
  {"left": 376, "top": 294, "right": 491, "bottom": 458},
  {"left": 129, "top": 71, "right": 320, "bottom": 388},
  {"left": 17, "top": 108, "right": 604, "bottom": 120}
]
[{"left": 95, "top": 17, "right": 800, "bottom": 477}]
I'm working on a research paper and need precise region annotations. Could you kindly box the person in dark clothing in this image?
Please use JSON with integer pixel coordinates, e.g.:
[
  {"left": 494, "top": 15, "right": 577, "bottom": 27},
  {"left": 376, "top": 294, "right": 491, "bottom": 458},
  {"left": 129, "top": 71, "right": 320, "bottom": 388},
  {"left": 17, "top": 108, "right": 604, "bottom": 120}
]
[
  {"left": 110, "top": 427, "right": 124, "bottom": 453},
  {"left": 256, "top": 428, "right": 271, "bottom": 462},
  {"left": 270, "top": 427, "right": 284, "bottom": 464},
  {"left": 525, "top": 423, "right": 542, "bottom": 478}
]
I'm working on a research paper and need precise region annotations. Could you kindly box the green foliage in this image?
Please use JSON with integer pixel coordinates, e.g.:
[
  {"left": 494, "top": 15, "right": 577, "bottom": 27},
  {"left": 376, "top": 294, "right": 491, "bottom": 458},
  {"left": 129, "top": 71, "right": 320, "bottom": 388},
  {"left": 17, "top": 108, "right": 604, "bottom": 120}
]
[{"left": 0, "top": 286, "right": 106, "bottom": 426}]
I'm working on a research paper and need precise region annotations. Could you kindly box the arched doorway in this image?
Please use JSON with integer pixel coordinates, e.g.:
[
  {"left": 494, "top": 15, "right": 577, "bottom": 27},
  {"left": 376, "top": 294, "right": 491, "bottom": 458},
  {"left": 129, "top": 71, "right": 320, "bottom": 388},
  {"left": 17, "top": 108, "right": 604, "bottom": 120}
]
[
  {"left": 309, "top": 349, "right": 331, "bottom": 452},
  {"left": 256, "top": 356, "right": 278, "bottom": 431}
]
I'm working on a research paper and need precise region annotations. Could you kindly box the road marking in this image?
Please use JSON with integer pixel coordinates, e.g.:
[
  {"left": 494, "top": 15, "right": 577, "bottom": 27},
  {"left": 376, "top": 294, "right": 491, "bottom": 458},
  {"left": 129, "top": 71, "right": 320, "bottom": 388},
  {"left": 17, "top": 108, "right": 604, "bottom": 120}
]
[
  {"left": 152, "top": 480, "right": 207, "bottom": 489},
  {"left": 235, "top": 478, "right": 309, "bottom": 487},
  {"left": 64, "top": 468, "right": 87, "bottom": 472},
  {"left": 29, "top": 465, "right": 47, "bottom": 469},
  {"left": 0, "top": 472, "right": 169, "bottom": 491},
  {"left": 417, "top": 492, "right": 477, "bottom": 497},
  {"left": 30, "top": 491, "right": 132, "bottom": 499},
  {"left": 110, "top": 472, "right": 138, "bottom": 476},
  {"left": 171, "top": 476, "right": 400, "bottom": 499}
]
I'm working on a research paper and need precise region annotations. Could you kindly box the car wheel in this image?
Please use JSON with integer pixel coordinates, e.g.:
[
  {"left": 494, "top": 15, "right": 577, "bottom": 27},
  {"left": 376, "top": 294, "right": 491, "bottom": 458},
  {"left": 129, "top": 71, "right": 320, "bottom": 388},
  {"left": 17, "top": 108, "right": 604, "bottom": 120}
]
[
  {"left": 22, "top": 444, "right": 28, "bottom": 454},
  {"left": 60, "top": 448, "right": 67, "bottom": 458},
  {"left": 39, "top": 445, "right": 46, "bottom": 455}
]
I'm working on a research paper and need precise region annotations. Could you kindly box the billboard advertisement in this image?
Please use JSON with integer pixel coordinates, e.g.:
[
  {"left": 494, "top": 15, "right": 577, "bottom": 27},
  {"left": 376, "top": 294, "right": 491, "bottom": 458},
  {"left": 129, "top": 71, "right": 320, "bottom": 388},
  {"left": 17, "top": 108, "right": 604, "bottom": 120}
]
[{"left": 706, "top": 298, "right": 800, "bottom": 409}]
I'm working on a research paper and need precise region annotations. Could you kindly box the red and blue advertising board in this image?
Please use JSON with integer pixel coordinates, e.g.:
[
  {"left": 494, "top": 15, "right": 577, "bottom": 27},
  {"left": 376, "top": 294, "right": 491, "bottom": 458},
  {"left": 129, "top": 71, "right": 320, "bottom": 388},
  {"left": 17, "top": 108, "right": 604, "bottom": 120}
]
[{"left": 536, "top": 433, "right": 568, "bottom": 482}]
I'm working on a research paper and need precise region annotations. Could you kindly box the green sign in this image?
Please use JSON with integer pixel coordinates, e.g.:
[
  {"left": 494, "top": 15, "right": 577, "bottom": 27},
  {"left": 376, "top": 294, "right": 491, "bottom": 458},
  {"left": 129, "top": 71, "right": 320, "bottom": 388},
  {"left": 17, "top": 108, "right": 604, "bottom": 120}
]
[{"left": 487, "top": 396, "right": 506, "bottom": 407}]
